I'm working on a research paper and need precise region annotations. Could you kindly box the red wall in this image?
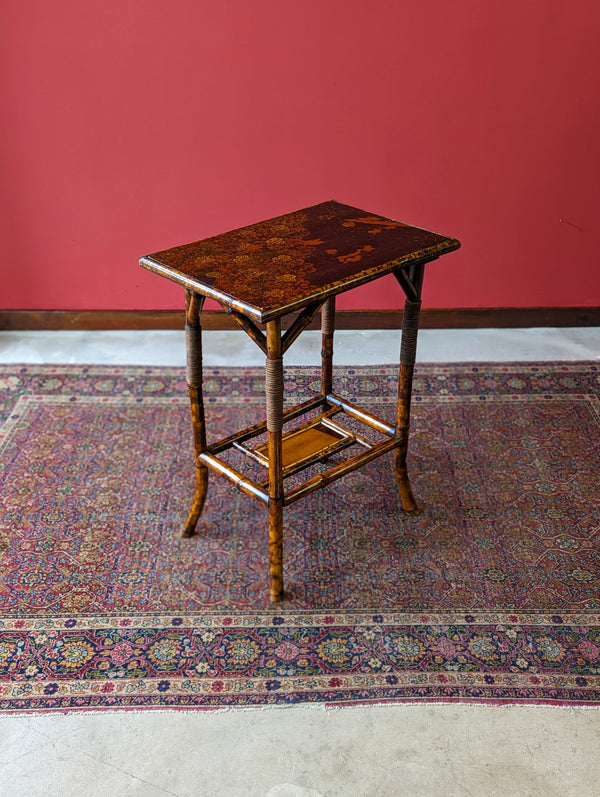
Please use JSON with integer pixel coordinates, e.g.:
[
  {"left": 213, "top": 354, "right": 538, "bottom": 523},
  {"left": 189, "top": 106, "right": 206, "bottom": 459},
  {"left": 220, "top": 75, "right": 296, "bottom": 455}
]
[{"left": 2, "top": 0, "right": 599, "bottom": 312}]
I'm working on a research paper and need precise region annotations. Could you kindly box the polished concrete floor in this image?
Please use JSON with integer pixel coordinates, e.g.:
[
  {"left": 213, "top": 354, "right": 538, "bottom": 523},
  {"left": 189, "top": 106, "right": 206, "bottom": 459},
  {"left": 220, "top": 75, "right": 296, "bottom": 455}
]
[
  {"left": 2, "top": 327, "right": 599, "bottom": 366},
  {"left": 1, "top": 327, "right": 599, "bottom": 797}
]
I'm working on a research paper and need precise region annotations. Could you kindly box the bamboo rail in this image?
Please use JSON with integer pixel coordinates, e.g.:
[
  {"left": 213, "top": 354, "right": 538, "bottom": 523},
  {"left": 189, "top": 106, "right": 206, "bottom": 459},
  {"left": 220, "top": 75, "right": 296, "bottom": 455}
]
[
  {"left": 198, "top": 452, "right": 269, "bottom": 504},
  {"left": 205, "top": 396, "right": 326, "bottom": 455},
  {"left": 283, "top": 436, "right": 402, "bottom": 506},
  {"left": 326, "top": 394, "right": 396, "bottom": 436}
]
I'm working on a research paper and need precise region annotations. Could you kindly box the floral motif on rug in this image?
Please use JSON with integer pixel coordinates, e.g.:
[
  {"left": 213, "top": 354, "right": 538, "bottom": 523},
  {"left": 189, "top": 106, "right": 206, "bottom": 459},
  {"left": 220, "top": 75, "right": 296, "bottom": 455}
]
[{"left": 0, "top": 362, "right": 599, "bottom": 711}]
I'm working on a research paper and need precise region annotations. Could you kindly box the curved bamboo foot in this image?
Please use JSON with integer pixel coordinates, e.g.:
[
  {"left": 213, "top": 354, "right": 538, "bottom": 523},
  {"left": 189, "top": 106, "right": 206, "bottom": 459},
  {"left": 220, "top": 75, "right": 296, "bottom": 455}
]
[
  {"left": 396, "top": 457, "right": 420, "bottom": 515},
  {"left": 181, "top": 467, "right": 208, "bottom": 537}
]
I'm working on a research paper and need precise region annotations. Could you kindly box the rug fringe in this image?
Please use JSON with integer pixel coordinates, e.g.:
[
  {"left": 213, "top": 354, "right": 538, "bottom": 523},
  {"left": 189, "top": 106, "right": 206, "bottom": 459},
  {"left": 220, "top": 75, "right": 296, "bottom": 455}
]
[{"left": 1, "top": 700, "right": 597, "bottom": 720}]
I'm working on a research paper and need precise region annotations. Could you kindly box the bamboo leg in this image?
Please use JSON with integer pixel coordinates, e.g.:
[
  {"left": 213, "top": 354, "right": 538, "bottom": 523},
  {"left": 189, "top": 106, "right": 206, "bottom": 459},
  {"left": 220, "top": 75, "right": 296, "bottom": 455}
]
[
  {"left": 266, "top": 319, "right": 285, "bottom": 601},
  {"left": 182, "top": 290, "right": 209, "bottom": 537},
  {"left": 321, "top": 297, "right": 335, "bottom": 396},
  {"left": 396, "top": 270, "right": 424, "bottom": 515}
]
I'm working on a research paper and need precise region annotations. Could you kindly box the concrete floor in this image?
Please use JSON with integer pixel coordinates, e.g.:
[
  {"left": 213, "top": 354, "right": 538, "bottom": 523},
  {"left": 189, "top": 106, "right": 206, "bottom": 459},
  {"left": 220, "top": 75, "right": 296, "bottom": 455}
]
[
  {"left": 1, "top": 327, "right": 599, "bottom": 797},
  {"left": 1, "top": 326, "right": 599, "bottom": 366}
]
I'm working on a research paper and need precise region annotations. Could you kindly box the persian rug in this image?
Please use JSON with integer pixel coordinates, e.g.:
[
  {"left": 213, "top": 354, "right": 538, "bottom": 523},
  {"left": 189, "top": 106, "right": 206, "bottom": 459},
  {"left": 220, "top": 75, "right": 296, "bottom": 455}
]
[{"left": 0, "top": 362, "right": 599, "bottom": 713}]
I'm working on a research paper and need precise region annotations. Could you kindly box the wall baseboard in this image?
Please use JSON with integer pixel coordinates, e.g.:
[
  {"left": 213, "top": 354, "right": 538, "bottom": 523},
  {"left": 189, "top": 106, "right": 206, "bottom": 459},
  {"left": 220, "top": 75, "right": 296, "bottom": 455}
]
[{"left": 1, "top": 307, "right": 599, "bottom": 331}]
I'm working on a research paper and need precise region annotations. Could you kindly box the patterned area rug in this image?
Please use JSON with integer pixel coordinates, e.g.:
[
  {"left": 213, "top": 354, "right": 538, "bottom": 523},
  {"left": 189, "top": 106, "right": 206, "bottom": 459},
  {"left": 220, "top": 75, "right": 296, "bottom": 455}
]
[{"left": 0, "top": 362, "right": 599, "bottom": 712}]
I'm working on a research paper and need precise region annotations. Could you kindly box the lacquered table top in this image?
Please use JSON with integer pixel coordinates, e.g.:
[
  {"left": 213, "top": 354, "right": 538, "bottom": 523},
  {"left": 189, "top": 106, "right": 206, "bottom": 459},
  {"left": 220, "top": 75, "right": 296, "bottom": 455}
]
[{"left": 140, "top": 201, "right": 460, "bottom": 322}]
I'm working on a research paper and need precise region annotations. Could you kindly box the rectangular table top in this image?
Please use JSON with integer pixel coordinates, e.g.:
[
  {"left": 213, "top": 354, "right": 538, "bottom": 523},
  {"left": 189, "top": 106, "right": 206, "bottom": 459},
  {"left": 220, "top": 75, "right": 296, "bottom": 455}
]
[{"left": 140, "top": 201, "right": 460, "bottom": 322}]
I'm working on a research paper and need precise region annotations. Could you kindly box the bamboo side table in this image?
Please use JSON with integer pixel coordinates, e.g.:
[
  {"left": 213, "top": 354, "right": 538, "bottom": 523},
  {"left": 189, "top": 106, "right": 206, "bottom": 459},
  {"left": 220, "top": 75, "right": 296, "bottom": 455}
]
[{"left": 140, "top": 201, "right": 460, "bottom": 601}]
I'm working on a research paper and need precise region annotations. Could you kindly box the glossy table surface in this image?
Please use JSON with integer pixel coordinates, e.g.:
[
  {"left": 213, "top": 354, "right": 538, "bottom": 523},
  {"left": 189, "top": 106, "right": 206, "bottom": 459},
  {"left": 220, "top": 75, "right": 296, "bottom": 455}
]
[{"left": 140, "top": 200, "right": 460, "bottom": 322}]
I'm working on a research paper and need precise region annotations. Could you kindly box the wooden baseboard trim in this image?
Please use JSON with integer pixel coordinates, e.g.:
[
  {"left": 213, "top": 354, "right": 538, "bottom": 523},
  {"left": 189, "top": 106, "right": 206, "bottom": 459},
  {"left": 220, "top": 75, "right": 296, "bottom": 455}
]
[{"left": 1, "top": 307, "right": 599, "bottom": 331}]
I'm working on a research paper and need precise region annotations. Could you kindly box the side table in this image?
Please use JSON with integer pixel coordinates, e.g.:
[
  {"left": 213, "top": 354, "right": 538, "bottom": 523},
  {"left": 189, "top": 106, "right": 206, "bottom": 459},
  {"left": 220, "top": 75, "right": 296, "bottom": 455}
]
[{"left": 140, "top": 201, "right": 460, "bottom": 601}]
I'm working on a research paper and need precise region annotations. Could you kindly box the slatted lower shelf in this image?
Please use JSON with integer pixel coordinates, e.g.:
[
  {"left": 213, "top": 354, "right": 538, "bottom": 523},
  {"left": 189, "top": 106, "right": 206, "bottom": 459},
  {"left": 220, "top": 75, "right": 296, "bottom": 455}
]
[{"left": 200, "top": 393, "right": 402, "bottom": 504}]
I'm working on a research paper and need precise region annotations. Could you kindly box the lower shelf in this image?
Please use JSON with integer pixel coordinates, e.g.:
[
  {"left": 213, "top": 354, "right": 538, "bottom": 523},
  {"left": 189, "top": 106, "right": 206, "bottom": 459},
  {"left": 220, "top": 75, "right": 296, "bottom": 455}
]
[
  {"left": 200, "top": 393, "right": 402, "bottom": 506},
  {"left": 254, "top": 416, "right": 356, "bottom": 472}
]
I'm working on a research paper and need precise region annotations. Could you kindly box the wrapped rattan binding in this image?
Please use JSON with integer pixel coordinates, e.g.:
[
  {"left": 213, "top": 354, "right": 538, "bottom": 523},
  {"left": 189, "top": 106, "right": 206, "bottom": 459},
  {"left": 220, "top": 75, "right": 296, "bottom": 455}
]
[
  {"left": 321, "top": 296, "right": 335, "bottom": 336},
  {"left": 265, "top": 356, "right": 284, "bottom": 432},
  {"left": 185, "top": 322, "right": 203, "bottom": 388},
  {"left": 400, "top": 299, "right": 421, "bottom": 366}
]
